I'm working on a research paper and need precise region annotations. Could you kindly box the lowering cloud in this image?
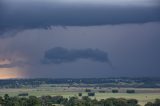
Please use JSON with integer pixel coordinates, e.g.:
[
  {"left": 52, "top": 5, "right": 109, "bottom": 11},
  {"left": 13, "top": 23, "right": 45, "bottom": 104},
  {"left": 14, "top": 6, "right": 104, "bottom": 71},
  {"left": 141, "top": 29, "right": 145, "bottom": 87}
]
[
  {"left": 43, "top": 47, "right": 109, "bottom": 64},
  {"left": 0, "top": 0, "right": 160, "bottom": 36}
]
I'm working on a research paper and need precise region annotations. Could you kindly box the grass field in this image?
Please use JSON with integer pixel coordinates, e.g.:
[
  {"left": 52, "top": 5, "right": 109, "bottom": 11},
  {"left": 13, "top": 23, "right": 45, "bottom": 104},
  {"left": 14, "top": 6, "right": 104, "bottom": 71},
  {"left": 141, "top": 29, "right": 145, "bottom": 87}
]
[{"left": 0, "top": 84, "right": 160, "bottom": 106}]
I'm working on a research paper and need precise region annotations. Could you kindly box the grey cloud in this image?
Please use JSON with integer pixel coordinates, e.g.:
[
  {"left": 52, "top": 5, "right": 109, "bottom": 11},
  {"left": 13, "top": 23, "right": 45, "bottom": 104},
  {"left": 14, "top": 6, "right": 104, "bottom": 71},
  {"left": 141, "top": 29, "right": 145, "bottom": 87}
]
[
  {"left": 0, "top": 62, "right": 23, "bottom": 68},
  {"left": 0, "top": 0, "right": 160, "bottom": 36},
  {"left": 0, "top": 60, "right": 31, "bottom": 68},
  {"left": 0, "top": 58, "right": 8, "bottom": 62},
  {"left": 0, "top": 23, "right": 160, "bottom": 77},
  {"left": 0, "top": 63, "right": 17, "bottom": 68},
  {"left": 0, "top": 58, "right": 30, "bottom": 68},
  {"left": 43, "top": 47, "right": 109, "bottom": 64}
]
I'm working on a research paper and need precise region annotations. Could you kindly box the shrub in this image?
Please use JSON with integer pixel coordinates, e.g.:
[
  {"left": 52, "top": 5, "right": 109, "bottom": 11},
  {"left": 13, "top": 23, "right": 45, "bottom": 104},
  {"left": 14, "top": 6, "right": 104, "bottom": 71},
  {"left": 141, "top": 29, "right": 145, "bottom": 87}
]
[
  {"left": 126, "top": 90, "right": 135, "bottom": 93},
  {"left": 78, "top": 93, "right": 82, "bottom": 96},
  {"left": 18, "top": 93, "right": 28, "bottom": 96},
  {"left": 99, "top": 90, "right": 106, "bottom": 93},
  {"left": 112, "top": 89, "right": 118, "bottom": 93},
  {"left": 85, "top": 89, "right": 91, "bottom": 92},
  {"left": 88, "top": 92, "right": 95, "bottom": 96}
]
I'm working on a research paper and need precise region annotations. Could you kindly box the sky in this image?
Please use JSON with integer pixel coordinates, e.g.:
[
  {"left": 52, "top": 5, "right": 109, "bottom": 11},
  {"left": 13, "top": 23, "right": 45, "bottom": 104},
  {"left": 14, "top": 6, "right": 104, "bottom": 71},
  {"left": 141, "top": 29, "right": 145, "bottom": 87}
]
[{"left": 0, "top": 0, "right": 160, "bottom": 79}]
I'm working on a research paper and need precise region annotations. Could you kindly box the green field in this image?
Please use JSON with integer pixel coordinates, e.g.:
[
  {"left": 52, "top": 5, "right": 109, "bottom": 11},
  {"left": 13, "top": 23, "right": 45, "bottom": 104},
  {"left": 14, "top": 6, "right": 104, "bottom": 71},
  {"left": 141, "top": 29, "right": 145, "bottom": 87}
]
[{"left": 0, "top": 84, "right": 160, "bottom": 106}]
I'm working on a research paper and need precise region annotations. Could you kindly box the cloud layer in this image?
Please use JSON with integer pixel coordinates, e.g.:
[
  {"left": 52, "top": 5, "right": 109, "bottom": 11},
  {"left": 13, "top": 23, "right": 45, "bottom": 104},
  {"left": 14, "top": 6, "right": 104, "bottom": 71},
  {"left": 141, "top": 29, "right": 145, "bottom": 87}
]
[
  {"left": 43, "top": 47, "right": 109, "bottom": 64},
  {"left": 0, "top": 0, "right": 160, "bottom": 35},
  {"left": 0, "top": 23, "right": 160, "bottom": 78}
]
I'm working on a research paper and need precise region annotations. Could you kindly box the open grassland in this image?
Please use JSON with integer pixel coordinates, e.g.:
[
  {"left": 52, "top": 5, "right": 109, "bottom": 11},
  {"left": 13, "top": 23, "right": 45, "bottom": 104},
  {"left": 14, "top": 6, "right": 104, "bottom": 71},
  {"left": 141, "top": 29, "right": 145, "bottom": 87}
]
[{"left": 0, "top": 84, "right": 160, "bottom": 106}]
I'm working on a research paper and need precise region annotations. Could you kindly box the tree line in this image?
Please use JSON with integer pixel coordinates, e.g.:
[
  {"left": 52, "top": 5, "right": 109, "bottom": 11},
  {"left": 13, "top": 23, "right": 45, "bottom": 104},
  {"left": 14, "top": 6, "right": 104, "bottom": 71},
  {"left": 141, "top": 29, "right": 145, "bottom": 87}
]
[
  {"left": 0, "top": 78, "right": 160, "bottom": 88},
  {"left": 0, "top": 94, "right": 159, "bottom": 106}
]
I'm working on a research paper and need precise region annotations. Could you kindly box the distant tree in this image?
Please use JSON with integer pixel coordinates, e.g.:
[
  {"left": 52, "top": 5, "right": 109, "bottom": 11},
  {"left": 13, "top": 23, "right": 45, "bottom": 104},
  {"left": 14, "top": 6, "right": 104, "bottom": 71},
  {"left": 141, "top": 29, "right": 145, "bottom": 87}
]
[
  {"left": 99, "top": 90, "right": 106, "bottom": 93},
  {"left": 18, "top": 93, "right": 28, "bottom": 96},
  {"left": 112, "top": 89, "right": 118, "bottom": 93},
  {"left": 126, "top": 90, "right": 135, "bottom": 93},
  {"left": 78, "top": 93, "right": 82, "bottom": 97},
  {"left": 88, "top": 92, "right": 95, "bottom": 96},
  {"left": 85, "top": 89, "right": 91, "bottom": 92}
]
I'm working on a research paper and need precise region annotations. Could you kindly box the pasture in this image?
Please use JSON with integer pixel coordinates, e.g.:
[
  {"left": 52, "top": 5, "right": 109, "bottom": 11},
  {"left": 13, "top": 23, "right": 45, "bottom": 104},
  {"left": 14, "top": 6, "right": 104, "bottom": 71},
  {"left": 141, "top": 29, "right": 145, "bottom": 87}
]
[{"left": 0, "top": 84, "right": 160, "bottom": 106}]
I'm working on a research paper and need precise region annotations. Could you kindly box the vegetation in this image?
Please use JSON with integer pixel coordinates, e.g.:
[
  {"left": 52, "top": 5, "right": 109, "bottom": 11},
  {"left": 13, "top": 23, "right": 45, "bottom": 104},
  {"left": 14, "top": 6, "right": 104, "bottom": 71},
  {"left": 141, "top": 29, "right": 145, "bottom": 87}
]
[
  {"left": 99, "top": 90, "right": 105, "bottom": 93},
  {"left": 85, "top": 89, "right": 91, "bottom": 92},
  {"left": 112, "top": 89, "right": 119, "bottom": 93},
  {"left": 0, "top": 94, "right": 146, "bottom": 106},
  {"left": 0, "top": 78, "right": 160, "bottom": 88},
  {"left": 0, "top": 78, "right": 160, "bottom": 106},
  {"left": 78, "top": 93, "right": 82, "bottom": 97},
  {"left": 126, "top": 90, "right": 135, "bottom": 93},
  {"left": 0, "top": 94, "right": 159, "bottom": 106},
  {"left": 18, "top": 93, "right": 28, "bottom": 96},
  {"left": 0, "top": 85, "right": 160, "bottom": 105},
  {"left": 145, "top": 99, "right": 160, "bottom": 106},
  {"left": 88, "top": 92, "right": 95, "bottom": 96}
]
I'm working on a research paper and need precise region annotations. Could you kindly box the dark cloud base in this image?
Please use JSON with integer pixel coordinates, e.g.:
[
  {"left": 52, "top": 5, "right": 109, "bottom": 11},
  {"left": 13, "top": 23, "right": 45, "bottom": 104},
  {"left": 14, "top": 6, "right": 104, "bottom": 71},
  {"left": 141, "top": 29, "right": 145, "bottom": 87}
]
[{"left": 0, "top": 1, "right": 160, "bottom": 36}]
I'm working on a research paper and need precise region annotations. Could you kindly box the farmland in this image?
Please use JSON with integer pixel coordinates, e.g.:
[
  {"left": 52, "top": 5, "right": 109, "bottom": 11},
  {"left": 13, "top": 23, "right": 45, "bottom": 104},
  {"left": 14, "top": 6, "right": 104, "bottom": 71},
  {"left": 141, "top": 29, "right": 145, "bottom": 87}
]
[
  {"left": 0, "top": 78, "right": 160, "bottom": 106},
  {"left": 0, "top": 84, "right": 160, "bottom": 106}
]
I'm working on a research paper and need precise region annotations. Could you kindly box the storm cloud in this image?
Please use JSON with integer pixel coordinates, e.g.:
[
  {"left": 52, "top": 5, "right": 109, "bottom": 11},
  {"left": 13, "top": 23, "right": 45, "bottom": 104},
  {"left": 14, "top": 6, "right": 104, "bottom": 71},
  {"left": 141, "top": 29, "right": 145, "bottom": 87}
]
[
  {"left": 43, "top": 47, "right": 109, "bottom": 64},
  {"left": 0, "top": 23, "right": 160, "bottom": 78},
  {"left": 0, "top": 0, "right": 160, "bottom": 35},
  {"left": 0, "top": 0, "right": 160, "bottom": 78}
]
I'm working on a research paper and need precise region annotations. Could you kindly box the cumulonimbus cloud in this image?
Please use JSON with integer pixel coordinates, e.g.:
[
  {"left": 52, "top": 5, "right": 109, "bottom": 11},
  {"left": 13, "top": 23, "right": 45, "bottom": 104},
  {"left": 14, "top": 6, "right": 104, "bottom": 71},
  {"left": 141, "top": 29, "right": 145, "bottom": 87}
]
[
  {"left": 0, "top": 0, "right": 160, "bottom": 36},
  {"left": 43, "top": 47, "right": 110, "bottom": 64}
]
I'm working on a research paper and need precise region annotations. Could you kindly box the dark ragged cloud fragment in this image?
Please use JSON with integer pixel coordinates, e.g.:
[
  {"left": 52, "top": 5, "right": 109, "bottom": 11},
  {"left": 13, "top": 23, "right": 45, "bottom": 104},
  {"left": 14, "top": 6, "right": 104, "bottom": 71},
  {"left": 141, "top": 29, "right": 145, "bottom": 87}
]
[
  {"left": 43, "top": 47, "right": 109, "bottom": 64},
  {"left": 0, "top": 0, "right": 160, "bottom": 35}
]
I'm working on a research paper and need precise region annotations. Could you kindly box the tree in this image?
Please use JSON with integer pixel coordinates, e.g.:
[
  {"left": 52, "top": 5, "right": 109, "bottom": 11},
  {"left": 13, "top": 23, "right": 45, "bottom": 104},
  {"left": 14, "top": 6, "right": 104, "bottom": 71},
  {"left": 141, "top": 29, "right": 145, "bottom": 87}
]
[
  {"left": 127, "top": 99, "right": 139, "bottom": 106},
  {"left": 145, "top": 102, "right": 153, "bottom": 106},
  {"left": 126, "top": 90, "right": 135, "bottom": 93},
  {"left": 27, "top": 96, "right": 41, "bottom": 106},
  {"left": 112, "top": 89, "right": 119, "bottom": 93},
  {"left": 0, "top": 96, "right": 4, "bottom": 106},
  {"left": 78, "top": 93, "right": 82, "bottom": 97},
  {"left": 4, "top": 94, "right": 12, "bottom": 106},
  {"left": 88, "top": 92, "right": 95, "bottom": 96},
  {"left": 85, "top": 89, "right": 91, "bottom": 92},
  {"left": 155, "top": 99, "right": 160, "bottom": 105}
]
